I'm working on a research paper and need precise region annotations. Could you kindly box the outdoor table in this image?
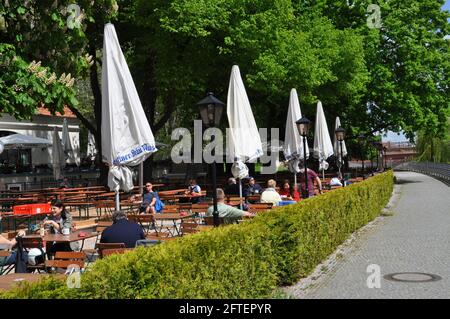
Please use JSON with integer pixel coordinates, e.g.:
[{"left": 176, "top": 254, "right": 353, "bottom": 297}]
[
  {"left": 152, "top": 213, "right": 194, "bottom": 236},
  {"left": 0, "top": 273, "right": 65, "bottom": 292},
  {"left": 24, "top": 231, "right": 98, "bottom": 253}
]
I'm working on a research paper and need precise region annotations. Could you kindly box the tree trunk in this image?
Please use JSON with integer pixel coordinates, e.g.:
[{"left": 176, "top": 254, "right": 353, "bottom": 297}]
[{"left": 87, "top": 27, "right": 109, "bottom": 187}]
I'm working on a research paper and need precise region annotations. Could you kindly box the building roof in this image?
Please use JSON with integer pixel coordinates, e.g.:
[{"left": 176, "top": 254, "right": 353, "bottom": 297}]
[{"left": 37, "top": 106, "right": 76, "bottom": 118}]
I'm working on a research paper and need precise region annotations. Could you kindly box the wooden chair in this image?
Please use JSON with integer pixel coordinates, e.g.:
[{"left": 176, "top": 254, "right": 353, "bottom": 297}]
[
  {"left": 17, "top": 236, "right": 46, "bottom": 273},
  {"left": 161, "top": 205, "right": 178, "bottom": 214},
  {"left": 45, "top": 251, "right": 86, "bottom": 272},
  {"left": 96, "top": 243, "right": 126, "bottom": 259},
  {"left": 0, "top": 250, "right": 14, "bottom": 275},
  {"left": 82, "top": 221, "right": 113, "bottom": 260},
  {"left": 247, "top": 203, "right": 273, "bottom": 214},
  {"left": 101, "top": 248, "right": 134, "bottom": 258},
  {"left": 180, "top": 219, "right": 199, "bottom": 236},
  {"left": 203, "top": 216, "right": 225, "bottom": 226},
  {"left": 178, "top": 203, "right": 192, "bottom": 213}
]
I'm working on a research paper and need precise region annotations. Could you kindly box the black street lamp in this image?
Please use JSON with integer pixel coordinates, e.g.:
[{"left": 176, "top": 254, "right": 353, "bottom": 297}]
[
  {"left": 196, "top": 92, "right": 225, "bottom": 227},
  {"left": 358, "top": 134, "right": 366, "bottom": 180},
  {"left": 296, "top": 116, "right": 311, "bottom": 199},
  {"left": 335, "top": 126, "right": 346, "bottom": 186}
]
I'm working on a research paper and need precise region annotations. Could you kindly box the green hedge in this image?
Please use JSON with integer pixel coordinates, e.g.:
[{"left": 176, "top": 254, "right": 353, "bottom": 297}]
[{"left": 1, "top": 171, "right": 394, "bottom": 299}]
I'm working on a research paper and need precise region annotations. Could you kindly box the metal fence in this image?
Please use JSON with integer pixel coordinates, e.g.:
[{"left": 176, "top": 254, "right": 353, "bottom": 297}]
[{"left": 394, "top": 162, "right": 450, "bottom": 186}]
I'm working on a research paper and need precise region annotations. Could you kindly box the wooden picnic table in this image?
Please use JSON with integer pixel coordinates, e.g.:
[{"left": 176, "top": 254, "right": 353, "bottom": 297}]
[
  {"left": 0, "top": 273, "right": 65, "bottom": 292},
  {"left": 24, "top": 231, "right": 98, "bottom": 252}
]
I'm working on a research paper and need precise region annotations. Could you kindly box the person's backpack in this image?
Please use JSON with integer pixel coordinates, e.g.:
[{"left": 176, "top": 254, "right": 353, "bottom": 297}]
[{"left": 154, "top": 192, "right": 165, "bottom": 213}]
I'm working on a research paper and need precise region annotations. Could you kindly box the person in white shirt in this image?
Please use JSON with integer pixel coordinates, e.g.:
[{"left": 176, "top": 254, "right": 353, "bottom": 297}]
[{"left": 261, "top": 179, "right": 282, "bottom": 206}]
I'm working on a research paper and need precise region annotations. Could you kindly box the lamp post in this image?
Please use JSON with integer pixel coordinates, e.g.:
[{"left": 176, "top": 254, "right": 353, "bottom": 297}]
[
  {"left": 358, "top": 134, "right": 366, "bottom": 180},
  {"left": 296, "top": 116, "right": 311, "bottom": 199},
  {"left": 335, "top": 126, "right": 346, "bottom": 186},
  {"left": 196, "top": 92, "right": 225, "bottom": 227}
]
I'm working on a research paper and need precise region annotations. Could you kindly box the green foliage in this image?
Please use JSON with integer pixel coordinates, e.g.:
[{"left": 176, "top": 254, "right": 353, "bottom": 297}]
[
  {"left": 0, "top": 43, "right": 77, "bottom": 119},
  {"left": 0, "top": 0, "right": 118, "bottom": 121},
  {"left": 416, "top": 117, "right": 450, "bottom": 163},
  {"left": 0, "top": 172, "right": 394, "bottom": 299}
]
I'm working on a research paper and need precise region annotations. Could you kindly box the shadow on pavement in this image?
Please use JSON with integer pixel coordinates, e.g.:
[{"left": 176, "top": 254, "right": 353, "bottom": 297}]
[{"left": 394, "top": 179, "right": 423, "bottom": 185}]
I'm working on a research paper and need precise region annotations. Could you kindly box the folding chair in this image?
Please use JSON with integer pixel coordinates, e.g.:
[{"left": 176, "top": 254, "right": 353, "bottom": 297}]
[
  {"left": 203, "top": 216, "right": 225, "bottom": 226},
  {"left": 17, "top": 236, "right": 46, "bottom": 273},
  {"left": 45, "top": 251, "right": 86, "bottom": 273},
  {"left": 81, "top": 220, "right": 113, "bottom": 260},
  {"left": 0, "top": 250, "right": 14, "bottom": 275},
  {"left": 96, "top": 243, "right": 126, "bottom": 259},
  {"left": 180, "top": 219, "right": 199, "bottom": 236}
]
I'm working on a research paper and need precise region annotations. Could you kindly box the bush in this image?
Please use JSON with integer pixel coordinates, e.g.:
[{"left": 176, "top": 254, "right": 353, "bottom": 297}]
[{"left": 0, "top": 171, "right": 394, "bottom": 299}]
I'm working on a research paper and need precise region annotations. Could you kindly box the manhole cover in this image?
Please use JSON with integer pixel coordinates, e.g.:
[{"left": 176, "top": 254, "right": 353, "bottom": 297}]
[{"left": 384, "top": 272, "right": 442, "bottom": 283}]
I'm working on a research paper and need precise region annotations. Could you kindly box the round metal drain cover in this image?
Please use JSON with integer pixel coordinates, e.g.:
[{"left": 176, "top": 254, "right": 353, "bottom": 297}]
[{"left": 384, "top": 272, "right": 442, "bottom": 283}]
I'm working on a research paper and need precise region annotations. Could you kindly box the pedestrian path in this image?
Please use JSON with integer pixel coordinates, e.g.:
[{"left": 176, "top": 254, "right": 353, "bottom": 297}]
[{"left": 287, "top": 171, "right": 450, "bottom": 299}]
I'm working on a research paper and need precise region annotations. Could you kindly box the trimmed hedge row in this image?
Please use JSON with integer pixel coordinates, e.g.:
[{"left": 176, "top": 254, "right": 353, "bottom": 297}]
[{"left": 1, "top": 171, "right": 394, "bottom": 299}]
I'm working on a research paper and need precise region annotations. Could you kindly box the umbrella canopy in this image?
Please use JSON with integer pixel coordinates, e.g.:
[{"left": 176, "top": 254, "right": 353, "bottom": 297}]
[
  {"left": 62, "top": 118, "right": 80, "bottom": 166},
  {"left": 101, "top": 23, "right": 157, "bottom": 194},
  {"left": 87, "top": 131, "right": 97, "bottom": 160},
  {"left": 0, "top": 134, "right": 52, "bottom": 149},
  {"left": 313, "top": 101, "right": 334, "bottom": 172},
  {"left": 333, "top": 116, "right": 348, "bottom": 159},
  {"left": 284, "top": 88, "right": 309, "bottom": 161},
  {"left": 227, "top": 65, "right": 263, "bottom": 176},
  {"left": 52, "top": 127, "right": 65, "bottom": 181}
]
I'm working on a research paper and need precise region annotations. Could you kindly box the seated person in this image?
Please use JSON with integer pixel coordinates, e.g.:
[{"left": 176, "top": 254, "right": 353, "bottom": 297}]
[
  {"left": 44, "top": 200, "right": 77, "bottom": 255},
  {"left": 330, "top": 174, "right": 343, "bottom": 187},
  {"left": 0, "top": 230, "right": 27, "bottom": 266},
  {"left": 100, "top": 211, "right": 145, "bottom": 248},
  {"left": 206, "top": 188, "right": 254, "bottom": 224},
  {"left": 278, "top": 180, "right": 293, "bottom": 200},
  {"left": 185, "top": 179, "right": 202, "bottom": 204},
  {"left": 140, "top": 182, "right": 156, "bottom": 214},
  {"left": 261, "top": 179, "right": 282, "bottom": 206},
  {"left": 292, "top": 184, "right": 301, "bottom": 201},
  {"left": 243, "top": 177, "right": 263, "bottom": 197},
  {"left": 224, "top": 177, "right": 240, "bottom": 196}
]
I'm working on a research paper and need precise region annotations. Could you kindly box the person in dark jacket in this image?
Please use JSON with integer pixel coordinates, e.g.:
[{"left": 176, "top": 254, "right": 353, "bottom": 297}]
[
  {"left": 100, "top": 211, "right": 145, "bottom": 248},
  {"left": 224, "top": 177, "right": 240, "bottom": 196}
]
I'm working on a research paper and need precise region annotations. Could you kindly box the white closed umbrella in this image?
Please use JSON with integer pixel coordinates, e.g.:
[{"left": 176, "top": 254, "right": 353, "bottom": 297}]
[
  {"left": 87, "top": 131, "right": 97, "bottom": 161},
  {"left": 227, "top": 65, "right": 263, "bottom": 208},
  {"left": 62, "top": 118, "right": 80, "bottom": 166},
  {"left": 284, "top": 88, "right": 309, "bottom": 186},
  {"left": 101, "top": 23, "right": 157, "bottom": 210},
  {"left": 52, "top": 127, "right": 65, "bottom": 181},
  {"left": 313, "top": 101, "right": 334, "bottom": 179},
  {"left": 334, "top": 116, "right": 347, "bottom": 171}
]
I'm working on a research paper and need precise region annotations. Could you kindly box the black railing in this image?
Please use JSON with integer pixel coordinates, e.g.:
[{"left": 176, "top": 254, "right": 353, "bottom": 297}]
[{"left": 394, "top": 162, "right": 450, "bottom": 186}]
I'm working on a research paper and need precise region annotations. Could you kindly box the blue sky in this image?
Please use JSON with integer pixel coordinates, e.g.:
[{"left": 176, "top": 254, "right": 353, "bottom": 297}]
[
  {"left": 383, "top": 1, "right": 449, "bottom": 142},
  {"left": 444, "top": 0, "right": 450, "bottom": 12}
]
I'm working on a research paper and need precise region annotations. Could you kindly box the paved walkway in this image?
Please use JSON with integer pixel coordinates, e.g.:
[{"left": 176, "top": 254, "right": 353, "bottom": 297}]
[{"left": 287, "top": 171, "right": 450, "bottom": 299}]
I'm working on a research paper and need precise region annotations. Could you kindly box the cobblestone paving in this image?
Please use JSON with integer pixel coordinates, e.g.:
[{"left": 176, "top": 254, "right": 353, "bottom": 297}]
[{"left": 286, "top": 171, "right": 450, "bottom": 299}]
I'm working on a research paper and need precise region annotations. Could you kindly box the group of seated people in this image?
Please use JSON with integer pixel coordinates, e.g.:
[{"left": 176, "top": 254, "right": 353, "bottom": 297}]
[{"left": 222, "top": 168, "right": 325, "bottom": 206}]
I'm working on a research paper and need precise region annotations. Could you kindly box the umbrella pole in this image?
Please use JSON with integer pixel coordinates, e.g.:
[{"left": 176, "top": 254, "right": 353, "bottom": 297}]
[
  {"left": 239, "top": 179, "right": 243, "bottom": 210},
  {"left": 294, "top": 173, "right": 297, "bottom": 188},
  {"left": 140, "top": 162, "right": 144, "bottom": 197},
  {"left": 115, "top": 191, "right": 120, "bottom": 211}
]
